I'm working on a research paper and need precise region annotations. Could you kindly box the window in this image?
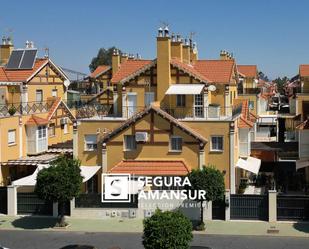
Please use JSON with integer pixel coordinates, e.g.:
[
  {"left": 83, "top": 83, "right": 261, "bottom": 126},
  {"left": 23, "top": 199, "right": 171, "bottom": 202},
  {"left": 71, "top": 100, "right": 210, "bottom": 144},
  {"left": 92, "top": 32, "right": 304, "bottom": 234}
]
[
  {"left": 36, "top": 90, "right": 43, "bottom": 102},
  {"left": 63, "top": 123, "right": 68, "bottom": 134},
  {"left": 249, "top": 101, "right": 254, "bottom": 110},
  {"left": 38, "top": 126, "right": 47, "bottom": 139},
  {"left": 145, "top": 92, "right": 155, "bottom": 106},
  {"left": 170, "top": 136, "right": 182, "bottom": 152},
  {"left": 176, "top": 95, "right": 186, "bottom": 107},
  {"left": 8, "top": 129, "right": 16, "bottom": 145},
  {"left": 211, "top": 136, "right": 223, "bottom": 152},
  {"left": 84, "top": 135, "right": 97, "bottom": 151},
  {"left": 124, "top": 135, "right": 136, "bottom": 151},
  {"left": 48, "top": 123, "right": 55, "bottom": 137},
  {"left": 52, "top": 89, "right": 58, "bottom": 97}
]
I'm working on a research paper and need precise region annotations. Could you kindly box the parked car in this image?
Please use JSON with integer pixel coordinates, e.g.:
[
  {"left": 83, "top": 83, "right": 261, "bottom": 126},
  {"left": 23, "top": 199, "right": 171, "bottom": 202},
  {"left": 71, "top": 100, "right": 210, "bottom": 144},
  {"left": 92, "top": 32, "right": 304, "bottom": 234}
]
[{"left": 0, "top": 246, "right": 10, "bottom": 249}]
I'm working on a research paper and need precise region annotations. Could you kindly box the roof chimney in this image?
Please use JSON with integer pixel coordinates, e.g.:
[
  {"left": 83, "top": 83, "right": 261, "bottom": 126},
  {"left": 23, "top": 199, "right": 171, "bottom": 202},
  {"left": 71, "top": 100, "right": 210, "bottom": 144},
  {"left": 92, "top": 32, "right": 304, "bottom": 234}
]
[
  {"left": 112, "top": 48, "right": 120, "bottom": 75},
  {"left": 158, "top": 27, "right": 163, "bottom": 37},
  {"left": 0, "top": 36, "right": 14, "bottom": 66},
  {"left": 163, "top": 26, "right": 169, "bottom": 37},
  {"left": 121, "top": 52, "right": 128, "bottom": 63},
  {"left": 190, "top": 42, "right": 198, "bottom": 62},
  {"left": 171, "top": 34, "right": 183, "bottom": 61},
  {"left": 182, "top": 38, "right": 190, "bottom": 64}
]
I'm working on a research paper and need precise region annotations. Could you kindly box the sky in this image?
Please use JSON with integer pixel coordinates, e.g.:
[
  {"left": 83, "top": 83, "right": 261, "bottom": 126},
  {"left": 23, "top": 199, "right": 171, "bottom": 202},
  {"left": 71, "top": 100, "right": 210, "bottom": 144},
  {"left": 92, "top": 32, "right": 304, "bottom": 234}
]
[{"left": 0, "top": 0, "right": 308, "bottom": 79}]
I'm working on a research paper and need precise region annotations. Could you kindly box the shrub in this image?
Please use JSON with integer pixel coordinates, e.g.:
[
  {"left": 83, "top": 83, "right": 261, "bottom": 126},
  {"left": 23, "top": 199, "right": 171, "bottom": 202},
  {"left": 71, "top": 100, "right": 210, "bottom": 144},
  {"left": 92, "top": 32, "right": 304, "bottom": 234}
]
[
  {"left": 143, "top": 210, "right": 193, "bottom": 249},
  {"left": 8, "top": 106, "right": 16, "bottom": 116}
]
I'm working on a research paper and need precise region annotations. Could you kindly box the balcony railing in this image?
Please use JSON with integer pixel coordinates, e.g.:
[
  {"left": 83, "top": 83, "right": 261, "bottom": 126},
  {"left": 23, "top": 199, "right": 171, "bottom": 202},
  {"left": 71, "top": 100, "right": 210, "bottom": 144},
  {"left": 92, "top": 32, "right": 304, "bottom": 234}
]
[
  {"left": 295, "top": 87, "right": 309, "bottom": 94},
  {"left": 162, "top": 104, "right": 242, "bottom": 121},
  {"left": 0, "top": 100, "right": 55, "bottom": 118}
]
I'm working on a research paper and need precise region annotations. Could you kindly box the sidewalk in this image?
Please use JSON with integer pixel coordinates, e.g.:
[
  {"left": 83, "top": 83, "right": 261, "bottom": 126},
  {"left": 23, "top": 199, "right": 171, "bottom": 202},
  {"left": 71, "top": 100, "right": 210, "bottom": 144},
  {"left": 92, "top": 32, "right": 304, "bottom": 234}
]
[{"left": 0, "top": 216, "right": 308, "bottom": 237}]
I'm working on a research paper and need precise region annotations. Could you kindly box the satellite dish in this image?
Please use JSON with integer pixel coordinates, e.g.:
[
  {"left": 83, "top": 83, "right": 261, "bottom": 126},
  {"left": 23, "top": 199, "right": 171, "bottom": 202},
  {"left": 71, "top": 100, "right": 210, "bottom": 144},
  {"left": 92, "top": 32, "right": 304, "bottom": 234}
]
[{"left": 208, "top": 85, "right": 217, "bottom": 92}]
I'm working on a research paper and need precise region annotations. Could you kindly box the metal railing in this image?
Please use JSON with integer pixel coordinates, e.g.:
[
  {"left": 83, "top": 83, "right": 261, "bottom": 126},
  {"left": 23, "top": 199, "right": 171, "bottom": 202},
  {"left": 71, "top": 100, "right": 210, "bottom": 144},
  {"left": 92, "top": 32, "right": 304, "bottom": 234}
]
[
  {"left": 0, "top": 100, "right": 55, "bottom": 117},
  {"left": 295, "top": 87, "right": 309, "bottom": 94},
  {"left": 162, "top": 104, "right": 242, "bottom": 120}
]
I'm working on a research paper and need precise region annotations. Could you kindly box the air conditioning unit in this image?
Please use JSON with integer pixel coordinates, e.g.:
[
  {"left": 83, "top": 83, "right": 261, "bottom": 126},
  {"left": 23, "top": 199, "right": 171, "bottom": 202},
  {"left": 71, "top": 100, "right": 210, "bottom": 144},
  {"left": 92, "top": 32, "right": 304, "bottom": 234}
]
[
  {"left": 60, "top": 117, "right": 68, "bottom": 125},
  {"left": 135, "top": 132, "right": 148, "bottom": 142}
]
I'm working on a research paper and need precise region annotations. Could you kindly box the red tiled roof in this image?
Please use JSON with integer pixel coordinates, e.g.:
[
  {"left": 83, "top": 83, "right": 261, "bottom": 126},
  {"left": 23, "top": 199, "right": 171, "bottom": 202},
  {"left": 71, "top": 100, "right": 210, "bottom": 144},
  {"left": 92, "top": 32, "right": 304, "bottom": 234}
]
[
  {"left": 193, "top": 60, "right": 235, "bottom": 83},
  {"left": 234, "top": 99, "right": 254, "bottom": 128},
  {"left": 90, "top": 65, "right": 111, "bottom": 78},
  {"left": 111, "top": 60, "right": 153, "bottom": 83},
  {"left": 237, "top": 65, "right": 257, "bottom": 78},
  {"left": 299, "top": 65, "right": 309, "bottom": 77},
  {"left": 0, "top": 59, "right": 48, "bottom": 82},
  {"left": 46, "top": 97, "right": 61, "bottom": 120},
  {"left": 296, "top": 119, "right": 309, "bottom": 130},
  {"left": 109, "top": 160, "right": 191, "bottom": 176},
  {"left": 170, "top": 58, "right": 209, "bottom": 83},
  {"left": 26, "top": 115, "right": 49, "bottom": 126}
]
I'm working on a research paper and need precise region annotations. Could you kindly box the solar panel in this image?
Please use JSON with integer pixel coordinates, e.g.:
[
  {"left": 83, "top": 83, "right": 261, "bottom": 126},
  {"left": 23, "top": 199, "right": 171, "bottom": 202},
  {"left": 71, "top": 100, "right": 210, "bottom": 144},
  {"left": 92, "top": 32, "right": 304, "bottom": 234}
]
[
  {"left": 6, "top": 50, "right": 24, "bottom": 69},
  {"left": 19, "top": 49, "right": 37, "bottom": 69}
]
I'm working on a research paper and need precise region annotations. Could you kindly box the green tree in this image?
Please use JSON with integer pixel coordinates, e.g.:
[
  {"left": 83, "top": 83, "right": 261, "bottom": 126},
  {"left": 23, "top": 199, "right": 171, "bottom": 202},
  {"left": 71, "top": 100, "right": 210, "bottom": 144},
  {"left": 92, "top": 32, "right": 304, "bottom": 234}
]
[
  {"left": 273, "top": 76, "right": 289, "bottom": 94},
  {"left": 143, "top": 209, "right": 193, "bottom": 249},
  {"left": 188, "top": 165, "right": 225, "bottom": 225},
  {"left": 35, "top": 155, "right": 83, "bottom": 227},
  {"left": 89, "top": 47, "right": 120, "bottom": 72}
]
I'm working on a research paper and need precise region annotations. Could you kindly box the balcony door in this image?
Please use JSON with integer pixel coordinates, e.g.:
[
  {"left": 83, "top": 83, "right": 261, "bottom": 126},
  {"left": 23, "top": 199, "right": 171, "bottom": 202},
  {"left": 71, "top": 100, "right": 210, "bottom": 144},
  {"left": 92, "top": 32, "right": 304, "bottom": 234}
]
[
  {"left": 127, "top": 93, "right": 137, "bottom": 118},
  {"left": 194, "top": 94, "right": 204, "bottom": 118},
  {"left": 37, "top": 125, "right": 47, "bottom": 153}
]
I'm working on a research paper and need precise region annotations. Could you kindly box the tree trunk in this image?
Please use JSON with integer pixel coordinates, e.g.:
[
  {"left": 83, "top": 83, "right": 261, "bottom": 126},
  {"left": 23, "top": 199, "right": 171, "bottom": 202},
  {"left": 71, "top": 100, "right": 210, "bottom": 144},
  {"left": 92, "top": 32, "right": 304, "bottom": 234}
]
[{"left": 58, "top": 202, "right": 66, "bottom": 227}]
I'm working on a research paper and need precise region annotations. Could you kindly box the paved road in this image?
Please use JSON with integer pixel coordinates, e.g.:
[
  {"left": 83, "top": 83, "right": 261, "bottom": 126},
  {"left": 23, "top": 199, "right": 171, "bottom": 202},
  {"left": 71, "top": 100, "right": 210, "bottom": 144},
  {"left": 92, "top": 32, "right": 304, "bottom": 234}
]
[{"left": 0, "top": 230, "right": 308, "bottom": 249}]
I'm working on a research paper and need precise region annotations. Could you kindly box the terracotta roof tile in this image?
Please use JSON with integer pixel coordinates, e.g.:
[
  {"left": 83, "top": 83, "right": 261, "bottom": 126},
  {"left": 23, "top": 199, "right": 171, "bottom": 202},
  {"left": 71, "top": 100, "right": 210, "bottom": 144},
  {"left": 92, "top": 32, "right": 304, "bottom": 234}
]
[
  {"left": 90, "top": 65, "right": 111, "bottom": 78},
  {"left": 193, "top": 60, "right": 235, "bottom": 83},
  {"left": 109, "top": 160, "right": 191, "bottom": 176},
  {"left": 234, "top": 99, "right": 254, "bottom": 128},
  {"left": 0, "top": 59, "right": 48, "bottom": 82},
  {"left": 299, "top": 65, "right": 309, "bottom": 77},
  {"left": 26, "top": 115, "right": 49, "bottom": 126},
  {"left": 170, "top": 58, "right": 209, "bottom": 83},
  {"left": 237, "top": 65, "right": 257, "bottom": 78},
  {"left": 111, "top": 60, "right": 153, "bottom": 83}
]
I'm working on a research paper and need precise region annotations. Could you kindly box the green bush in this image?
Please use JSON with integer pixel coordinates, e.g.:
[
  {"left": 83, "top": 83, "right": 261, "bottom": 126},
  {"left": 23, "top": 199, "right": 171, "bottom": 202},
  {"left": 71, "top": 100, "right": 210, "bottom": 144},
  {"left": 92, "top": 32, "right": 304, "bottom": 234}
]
[
  {"left": 143, "top": 210, "right": 193, "bottom": 249},
  {"left": 8, "top": 106, "right": 16, "bottom": 116}
]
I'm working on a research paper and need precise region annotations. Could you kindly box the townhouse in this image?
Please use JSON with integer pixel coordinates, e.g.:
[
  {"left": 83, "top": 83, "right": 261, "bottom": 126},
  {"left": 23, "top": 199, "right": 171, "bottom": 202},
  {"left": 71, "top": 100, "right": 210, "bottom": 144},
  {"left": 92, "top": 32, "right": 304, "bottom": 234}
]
[
  {"left": 0, "top": 37, "right": 75, "bottom": 186},
  {"left": 75, "top": 27, "right": 260, "bottom": 194}
]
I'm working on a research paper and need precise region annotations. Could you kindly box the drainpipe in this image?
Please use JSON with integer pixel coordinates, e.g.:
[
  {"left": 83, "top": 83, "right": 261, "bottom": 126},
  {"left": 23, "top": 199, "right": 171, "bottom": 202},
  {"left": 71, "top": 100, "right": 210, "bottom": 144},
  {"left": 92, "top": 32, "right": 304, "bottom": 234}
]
[{"left": 229, "top": 122, "right": 236, "bottom": 194}]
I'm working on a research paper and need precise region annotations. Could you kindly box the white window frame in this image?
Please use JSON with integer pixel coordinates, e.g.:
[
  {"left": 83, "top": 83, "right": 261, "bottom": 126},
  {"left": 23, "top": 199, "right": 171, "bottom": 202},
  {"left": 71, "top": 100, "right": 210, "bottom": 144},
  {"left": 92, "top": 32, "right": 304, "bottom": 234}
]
[
  {"left": 211, "top": 135, "right": 224, "bottom": 152},
  {"left": 170, "top": 136, "right": 182, "bottom": 152},
  {"left": 124, "top": 135, "right": 136, "bottom": 151},
  {"left": 48, "top": 123, "right": 56, "bottom": 137},
  {"left": 8, "top": 129, "right": 16, "bottom": 145},
  {"left": 63, "top": 123, "right": 69, "bottom": 134},
  {"left": 84, "top": 134, "right": 98, "bottom": 151},
  {"left": 52, "top": 89, "right": 58, "bottom": 97},
  {"left": 36, "top": 89, "right": 43, "bottom": 102}
]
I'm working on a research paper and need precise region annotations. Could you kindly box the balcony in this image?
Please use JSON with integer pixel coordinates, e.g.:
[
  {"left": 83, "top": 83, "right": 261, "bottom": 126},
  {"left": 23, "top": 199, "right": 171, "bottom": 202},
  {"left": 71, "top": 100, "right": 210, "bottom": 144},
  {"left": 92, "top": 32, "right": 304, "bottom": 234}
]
[
  {"left": 0, "top": 100, "right": 56, "bottom": 118},
  {"left": 295, "top": 87, "right": 309, "bottom": 95},
  {"left": 162, "top": 104, "right": 242, "bottom": 121}
]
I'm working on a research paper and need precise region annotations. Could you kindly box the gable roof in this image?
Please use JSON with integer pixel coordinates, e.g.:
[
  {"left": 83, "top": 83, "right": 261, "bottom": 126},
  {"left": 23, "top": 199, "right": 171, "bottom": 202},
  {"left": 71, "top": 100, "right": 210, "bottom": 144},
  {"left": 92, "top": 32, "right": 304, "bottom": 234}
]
[
  {"left": 102, "top": 105, "right": 207, "bottom": 144},
  {"left": 46, "top": 97, "right": 76, "bottom": 122},
  {"left": 234, "top": 99, "right": 254, "bottom": 128},
  {"left": 90, "top": 65, "right": 111, "bottom": 78},
  {"left": 109, "top": 160, "right": 191, "bottom": 176},
  {"left": 170, "top": 58, "right": 209, "bottom": 83},
  {"left": 0, "top": 58, "right": 70, "bottom": 85},
  {"left": 299, "top": 65, "right": 309, "bottom": 77},
  {"left": 193, "top": 60, "right": 235, "bottom": 83},
  {"left": 26, "top": 115, "right": 49, "bottom": 126},
  {"left": 237, "top": 65, "right": 258, "bottom": 78},
  {"left": 111, "top": 59, "right": 155, "bottom": 84}
]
